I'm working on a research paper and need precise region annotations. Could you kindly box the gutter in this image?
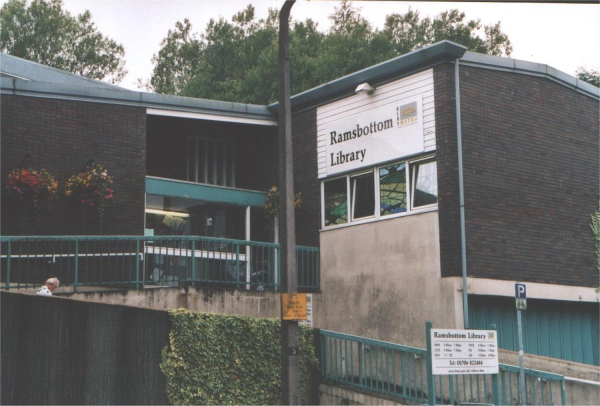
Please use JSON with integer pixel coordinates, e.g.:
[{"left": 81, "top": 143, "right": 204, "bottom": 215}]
[{"left": 455, "top": 58, "right": 469, "bottom": 329}]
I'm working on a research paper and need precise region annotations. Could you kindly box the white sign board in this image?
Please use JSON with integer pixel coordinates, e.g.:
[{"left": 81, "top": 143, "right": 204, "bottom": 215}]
[
  {"left": 324, "top": 95, "right": 424, "bottom": 176},
  {"left": 299, "top": 294, "right": 313, "bottom": 327},
  {"left": 431, "top": 329, "right": 499, "bottom": 375}
]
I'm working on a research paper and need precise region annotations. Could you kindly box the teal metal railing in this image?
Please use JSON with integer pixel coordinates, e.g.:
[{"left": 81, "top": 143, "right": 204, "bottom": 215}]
[
  {"left": 320, "top": 329, "right": 567, "bottom": 405},
  {"left": 297, "top": 246, "right": 319, "bottom": 292},
  {"left": 429, "top": 364, "right": 566, "bottom": 405},
  {"left": 320, "top": 329, "right": 429, "bottom": 404},
  {"left": 0, "top": 236, "right": 319, "bottom": 292}
]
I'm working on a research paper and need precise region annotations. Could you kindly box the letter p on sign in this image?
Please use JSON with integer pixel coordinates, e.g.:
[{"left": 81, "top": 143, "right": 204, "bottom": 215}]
[{"left": 515, "top": 283, "right": 526, "bottom": 299}]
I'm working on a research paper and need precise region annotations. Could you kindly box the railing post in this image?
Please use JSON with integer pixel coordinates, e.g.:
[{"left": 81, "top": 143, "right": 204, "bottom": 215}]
[
  {"left": 74, "top": 239, "right": 79, "bottom": 293},
  {"left": 316, "top": 250, "right": 320, "bottom": 292},
  {"left": 490, "top": 324, "right": 501, "bottom": 405},
  {"left": 426, "top": 321, "right": 436, "bottom": 405},
  {"left": 5, "top": 241, "right": 11, "bottom": 290},
  {"left": 191, "top": 239, "right": 196, "bottom": 285},
  {"left": 135, "top": 239, "right": 140, "bottom": 290},
  {"left": 561, "top": 377, "right": 567, "bottom": 406},
  {"left": 236, "top": 245, "right": 240, "bottom": 289}
]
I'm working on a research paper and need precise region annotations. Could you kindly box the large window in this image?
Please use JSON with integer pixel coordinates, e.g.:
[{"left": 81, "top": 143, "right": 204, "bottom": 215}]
[
  {"left": 322, "top": 156, "right": 437, "bottom": 229},
  {"left": 187, "top": 137, "right": 235, "bottom": 187}
]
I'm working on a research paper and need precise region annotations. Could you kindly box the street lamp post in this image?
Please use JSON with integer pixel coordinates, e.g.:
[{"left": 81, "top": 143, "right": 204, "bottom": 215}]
[{"left": 278, "top": 1, "right": 300, "bottom": 405}]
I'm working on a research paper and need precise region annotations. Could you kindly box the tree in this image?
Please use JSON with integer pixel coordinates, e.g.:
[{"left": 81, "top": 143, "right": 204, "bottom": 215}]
[
  {"left": 1, "top": 0, "right": 126, "bottom": 84},
  {"left": 576, "top": 67, "right": 600, "bottom": 87},
  {"left": 147, "top": 1, "right": 513, "bottom": 104}
]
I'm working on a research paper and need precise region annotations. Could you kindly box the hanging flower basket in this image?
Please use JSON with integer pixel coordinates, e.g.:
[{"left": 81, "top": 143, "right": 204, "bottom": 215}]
[
  {"left": 65, "top": 163, "right": 115, "bottom": 234},
  {"left": 5, "top": 167, "right": 58, "bottom": 234},
  {"left": 264, "top": 185, "right": 302, "bottom": 221}
]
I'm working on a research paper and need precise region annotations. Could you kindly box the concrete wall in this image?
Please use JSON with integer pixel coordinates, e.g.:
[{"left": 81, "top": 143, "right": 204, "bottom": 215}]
[
  {"left": 319, "top": 384, "right": 402, "bottom": 405},
  {"left": 317, "top": 211, "right": 461, "bottom": 348},
  {"left": 64, "top": 286, "right": 285, "bottom": 319},
  {"left": 1, "top": 291, "right": 170, "bottom": 405}
]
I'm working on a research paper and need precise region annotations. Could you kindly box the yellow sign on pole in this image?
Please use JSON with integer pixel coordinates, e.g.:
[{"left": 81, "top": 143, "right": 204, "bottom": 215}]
[{"left": 282, "top": 293, "right": 307, "bottom": 321}]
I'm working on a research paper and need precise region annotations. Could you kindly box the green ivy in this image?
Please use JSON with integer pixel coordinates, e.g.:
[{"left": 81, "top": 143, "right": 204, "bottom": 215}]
[{"left": 161, "top": 309, "right": 319, "bottom": 405}]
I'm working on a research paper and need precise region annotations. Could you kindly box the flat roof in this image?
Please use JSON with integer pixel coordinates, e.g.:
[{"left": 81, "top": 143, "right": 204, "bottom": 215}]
[
  {"left": 268, "top": 40, "right": 598, "bottom": 112},
  {"left": 269, "top": 40, "right": 468, "bottom": 112},
  {"left": 0, "top": 54, "right": 277, "bottom": 125},
  {"left": 2, "top": 41, "right": 598, "bottom": 123}
]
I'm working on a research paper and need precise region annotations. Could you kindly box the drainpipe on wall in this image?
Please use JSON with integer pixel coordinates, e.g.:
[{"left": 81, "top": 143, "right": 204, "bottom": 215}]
[{"left": 455, "top": 58, "right": 469, "bottom": 329}]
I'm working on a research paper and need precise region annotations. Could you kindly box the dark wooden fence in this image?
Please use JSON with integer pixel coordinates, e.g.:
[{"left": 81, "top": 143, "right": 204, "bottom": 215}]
[{"left": 1, "top": 291, "right": 170, "bottom": 405}]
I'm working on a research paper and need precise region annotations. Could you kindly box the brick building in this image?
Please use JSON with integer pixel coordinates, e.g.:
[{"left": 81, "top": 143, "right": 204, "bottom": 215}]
[{"left": 1, "top": 41, "right": 598, "bottom": 367}]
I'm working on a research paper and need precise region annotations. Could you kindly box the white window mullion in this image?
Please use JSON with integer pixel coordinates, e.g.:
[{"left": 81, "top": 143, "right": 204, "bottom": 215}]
[
  {"left": 374, "top": 169, "right": 380, "bottom": 220},
  {"left": 346, "top": 176, "right": 351, "bottom": 223},
  {"left": 320, "top": 182, "right": 325, "bottom": 229}
]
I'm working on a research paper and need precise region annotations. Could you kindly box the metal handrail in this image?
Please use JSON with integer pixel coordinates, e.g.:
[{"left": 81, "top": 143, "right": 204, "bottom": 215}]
[
  {"left": 0, "top": 235, "right": 319, "bottom": 292},
  {"left": 320, "top": 330, "right": 568, "bottom": 405}
]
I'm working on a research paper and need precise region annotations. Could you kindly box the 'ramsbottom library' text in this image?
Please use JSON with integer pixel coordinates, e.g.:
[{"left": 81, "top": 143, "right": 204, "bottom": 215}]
[{"left": 329, "top": 118, "right": 393, "bottom": 167}]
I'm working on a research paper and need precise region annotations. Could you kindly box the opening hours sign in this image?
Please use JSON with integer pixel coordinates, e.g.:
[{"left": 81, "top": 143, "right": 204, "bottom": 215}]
[{"left": 431, "top": 329, "right": 499, "bottom": 375}]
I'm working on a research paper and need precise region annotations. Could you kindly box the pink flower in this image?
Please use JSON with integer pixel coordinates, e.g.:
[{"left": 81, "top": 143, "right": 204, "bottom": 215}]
[
  {"left": 90, "top": 202, "right": 95, "bottom": 207},
  {"left": 81, "top": 199, "right": 86, "bottom": 204}
]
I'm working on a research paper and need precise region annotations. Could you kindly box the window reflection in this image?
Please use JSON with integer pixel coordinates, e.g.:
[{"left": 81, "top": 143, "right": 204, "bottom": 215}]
[
  {"left": 324, "top": 178, "right": 348, "bottom": 226},
  {"left": 411, "top": 161, "right": 438, "bottom": 208},
  {"left": 379, "top": 163, "right": 407, "bottom": 216},
  {"left": 351, "top": 172, "right": 374, "bottom": 220}
]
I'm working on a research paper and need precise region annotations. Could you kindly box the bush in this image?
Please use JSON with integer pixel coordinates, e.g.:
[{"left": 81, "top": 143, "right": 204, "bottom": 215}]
[{"left": 161, "top": 309, "right": 319, "bottom": 405}]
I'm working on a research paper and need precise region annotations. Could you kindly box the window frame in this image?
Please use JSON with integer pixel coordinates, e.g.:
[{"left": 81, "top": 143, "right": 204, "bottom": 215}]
[
  {"left": 410, "top": 157, "right": 438, "bottom": 211},
  {"left": 321, "top": 155, "right": 437, "bottom": 230}
]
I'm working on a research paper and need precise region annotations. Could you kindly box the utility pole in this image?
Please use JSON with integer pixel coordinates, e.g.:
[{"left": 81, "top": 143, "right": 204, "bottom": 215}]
[{"left": 278, "top": 1, "right": 299, "bottom": 405}]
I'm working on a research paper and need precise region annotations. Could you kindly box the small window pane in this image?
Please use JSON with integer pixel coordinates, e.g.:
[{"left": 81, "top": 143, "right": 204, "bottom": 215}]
[
  {"left": 351, "top": 172, "right": 374, "bottom": 220},
  {"left": 324, "top": 178, "right": 348, "bottom": 226},
  {"left": 412, "top": 160, "right": 438, "bottom": 208},
  {"left": 379, "top": 163, "right": 407, "bottom": 216}
]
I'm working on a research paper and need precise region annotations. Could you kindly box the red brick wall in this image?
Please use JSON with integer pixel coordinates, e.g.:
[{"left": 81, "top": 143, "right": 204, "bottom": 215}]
[
  {"left": 435, "top": 63, "right": 599, "bottom": 287},
  {"left": 1, "top": 95, "right": 146, "bottom": 235}
]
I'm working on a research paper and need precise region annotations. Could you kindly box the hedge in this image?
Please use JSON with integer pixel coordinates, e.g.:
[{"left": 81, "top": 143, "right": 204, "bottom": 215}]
[{"left": 161, "top": 309, "right": 319, "bottom": 405}]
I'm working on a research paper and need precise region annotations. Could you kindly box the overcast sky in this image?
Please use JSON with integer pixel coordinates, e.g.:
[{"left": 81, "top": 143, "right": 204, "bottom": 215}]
[{"left": 50, "top": 1, "right": 600, "bottom": 90}]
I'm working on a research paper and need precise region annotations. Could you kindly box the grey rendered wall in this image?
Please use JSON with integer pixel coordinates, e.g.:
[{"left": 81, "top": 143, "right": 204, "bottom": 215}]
[
  {"left": 317, "top": 211, "right": 460, "bottom": 348},
  {"left": 1, "top": 291, "right": 170, "bottom": 405}
]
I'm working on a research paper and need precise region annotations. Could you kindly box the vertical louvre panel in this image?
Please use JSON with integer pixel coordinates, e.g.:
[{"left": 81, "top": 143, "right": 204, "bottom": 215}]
[{"left": 469, "top": 295, "right": 598, "bottom": 366}]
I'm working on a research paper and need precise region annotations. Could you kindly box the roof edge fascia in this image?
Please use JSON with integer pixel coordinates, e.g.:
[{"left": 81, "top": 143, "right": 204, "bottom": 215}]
[
  {"left": 268, "top": 40, "right": 468, "bottom": 113},
  {"left": 0, "top": 78, "right": 276, "bottom": 123},
  {"left": 459, "top": 52, "right": 599, "bottom": 100}
]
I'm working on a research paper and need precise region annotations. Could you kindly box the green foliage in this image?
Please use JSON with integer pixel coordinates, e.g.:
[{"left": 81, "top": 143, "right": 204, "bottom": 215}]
[
  {"left": 147, "top": 0, "right": 513, "bottom": 104},
  {"left": 577, "top": 67, "right": 600, "bottom": 87},
  {"left": 161, "top": 309, "right": 319, "bottom": 405},
  {"left": 1, "top": 0, "right": 126, "bottom": 83}
]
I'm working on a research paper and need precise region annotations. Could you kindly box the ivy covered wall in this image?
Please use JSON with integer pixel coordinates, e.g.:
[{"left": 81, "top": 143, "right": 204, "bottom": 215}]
[{"left": 161, "top": 309, "right": 320, "bottom": 405}]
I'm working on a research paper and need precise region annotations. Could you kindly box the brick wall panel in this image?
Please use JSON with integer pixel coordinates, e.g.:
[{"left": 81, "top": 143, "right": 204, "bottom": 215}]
[
  {"left": 436, "top": 63, "right": 599, "bottom": 288},
  {"left": 1, "top": 95, "right": 146, "bottom": 235}
]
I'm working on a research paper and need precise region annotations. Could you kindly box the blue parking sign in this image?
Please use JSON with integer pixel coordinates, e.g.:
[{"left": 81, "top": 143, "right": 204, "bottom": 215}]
[{"left": 515, "top": 283, "right": 526, "bottom": 299}]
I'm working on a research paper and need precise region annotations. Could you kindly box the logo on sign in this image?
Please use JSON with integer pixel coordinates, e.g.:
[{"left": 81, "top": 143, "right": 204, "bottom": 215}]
[{"left": 397, "top": 102, "right": 418, "bottom": 126}]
